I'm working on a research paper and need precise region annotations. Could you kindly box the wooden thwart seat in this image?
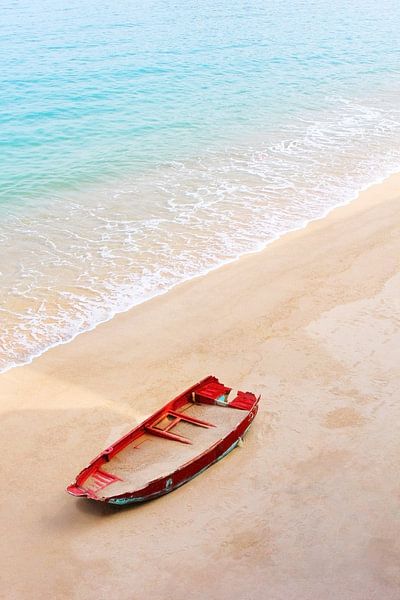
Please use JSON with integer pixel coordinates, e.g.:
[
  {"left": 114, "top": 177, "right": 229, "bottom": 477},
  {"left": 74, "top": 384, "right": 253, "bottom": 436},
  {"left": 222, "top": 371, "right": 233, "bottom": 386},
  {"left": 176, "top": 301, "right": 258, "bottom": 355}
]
[{"left": 145, "top": 410, "right": 215, "bottom": 445}]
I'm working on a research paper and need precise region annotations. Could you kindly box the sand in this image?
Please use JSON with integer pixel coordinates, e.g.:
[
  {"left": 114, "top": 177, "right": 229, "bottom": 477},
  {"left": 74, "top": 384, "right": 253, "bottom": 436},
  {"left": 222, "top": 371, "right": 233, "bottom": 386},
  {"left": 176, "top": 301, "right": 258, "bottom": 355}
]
[
  {"left": 0, "top": 173, "right": 399, "bottom": 600},
  {"left": 95, "top": 403, "right": 249, "bottom": 498}
]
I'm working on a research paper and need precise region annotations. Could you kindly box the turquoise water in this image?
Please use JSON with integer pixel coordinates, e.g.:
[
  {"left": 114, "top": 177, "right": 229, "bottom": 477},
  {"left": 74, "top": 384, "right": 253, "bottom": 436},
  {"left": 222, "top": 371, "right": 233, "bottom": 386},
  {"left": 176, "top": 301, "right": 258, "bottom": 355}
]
[
  {"left": 1, "top": 0, "right": 400, "bottom": 370},
  {"left": 2, "top": 0, "right": 399, "bottom": 203}
]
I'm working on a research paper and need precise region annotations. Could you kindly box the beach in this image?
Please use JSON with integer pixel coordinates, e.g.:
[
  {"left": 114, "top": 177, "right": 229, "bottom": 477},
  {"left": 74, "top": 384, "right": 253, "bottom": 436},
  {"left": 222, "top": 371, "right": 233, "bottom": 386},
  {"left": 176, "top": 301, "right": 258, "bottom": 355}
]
[{"left": 1, "top": 173, "right": 399, "bottom": 599}]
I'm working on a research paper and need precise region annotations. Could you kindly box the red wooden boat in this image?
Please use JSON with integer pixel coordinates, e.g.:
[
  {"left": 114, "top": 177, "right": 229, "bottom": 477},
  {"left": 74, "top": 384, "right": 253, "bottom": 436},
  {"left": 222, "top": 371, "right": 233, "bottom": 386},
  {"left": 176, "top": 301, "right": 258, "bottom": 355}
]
[{"left": 67, "top": 376, "right": 260, "bottom": 505}]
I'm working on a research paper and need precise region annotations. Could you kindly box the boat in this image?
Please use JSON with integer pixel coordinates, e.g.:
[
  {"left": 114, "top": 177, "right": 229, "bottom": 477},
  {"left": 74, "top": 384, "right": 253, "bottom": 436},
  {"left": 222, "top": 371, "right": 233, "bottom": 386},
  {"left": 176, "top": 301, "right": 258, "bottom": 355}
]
[{"left": 67, "top": 375, "right": 260, "bottom": 505}]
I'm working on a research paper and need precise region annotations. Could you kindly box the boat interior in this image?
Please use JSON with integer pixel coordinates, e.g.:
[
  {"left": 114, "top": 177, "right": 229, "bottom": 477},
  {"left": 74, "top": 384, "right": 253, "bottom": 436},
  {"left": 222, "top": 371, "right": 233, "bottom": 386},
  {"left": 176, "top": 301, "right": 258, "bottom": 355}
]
[{"left": 82, "top": 400, "right": 249, "bottom": 499}]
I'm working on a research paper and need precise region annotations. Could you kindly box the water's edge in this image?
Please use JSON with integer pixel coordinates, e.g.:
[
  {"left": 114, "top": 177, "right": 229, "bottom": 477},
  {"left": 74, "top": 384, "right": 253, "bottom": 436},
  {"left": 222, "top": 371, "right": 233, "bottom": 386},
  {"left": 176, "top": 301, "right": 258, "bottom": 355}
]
[{"left": 2, "top": 165, "right": 398, "bottom": 375}]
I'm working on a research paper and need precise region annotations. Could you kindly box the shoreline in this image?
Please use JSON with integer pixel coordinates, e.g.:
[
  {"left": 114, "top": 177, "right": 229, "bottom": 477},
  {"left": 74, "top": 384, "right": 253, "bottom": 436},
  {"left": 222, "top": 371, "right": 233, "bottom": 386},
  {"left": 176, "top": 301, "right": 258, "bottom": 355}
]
[
  {"left": 3, "top": 166, "right": 400, "bottom": 376},
  {"left": 1, "top": 171, "right": 399, "bottom": 599}
]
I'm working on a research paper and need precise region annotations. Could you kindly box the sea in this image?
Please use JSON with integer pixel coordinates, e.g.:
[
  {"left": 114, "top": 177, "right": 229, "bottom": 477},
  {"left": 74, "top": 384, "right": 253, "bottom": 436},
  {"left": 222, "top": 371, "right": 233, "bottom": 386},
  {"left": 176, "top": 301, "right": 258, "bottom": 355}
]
[{"left": 1, "top": 0, "right": 400, "bottom": 372}]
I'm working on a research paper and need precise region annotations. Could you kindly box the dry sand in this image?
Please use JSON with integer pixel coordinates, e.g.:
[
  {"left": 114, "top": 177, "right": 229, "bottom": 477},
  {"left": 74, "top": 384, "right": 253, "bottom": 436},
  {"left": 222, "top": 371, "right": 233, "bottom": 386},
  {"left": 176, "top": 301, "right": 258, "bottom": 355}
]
[{"left": 0, "top": 174, "right": 399, "bottom": 600}]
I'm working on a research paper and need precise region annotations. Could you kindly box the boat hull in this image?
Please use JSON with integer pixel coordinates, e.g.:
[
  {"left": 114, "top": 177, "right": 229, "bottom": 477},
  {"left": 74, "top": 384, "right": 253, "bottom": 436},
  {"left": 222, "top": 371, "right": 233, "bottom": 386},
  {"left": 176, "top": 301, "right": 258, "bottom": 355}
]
[{"left": 67, "top": 376, "right": 260, "bottom": 505}]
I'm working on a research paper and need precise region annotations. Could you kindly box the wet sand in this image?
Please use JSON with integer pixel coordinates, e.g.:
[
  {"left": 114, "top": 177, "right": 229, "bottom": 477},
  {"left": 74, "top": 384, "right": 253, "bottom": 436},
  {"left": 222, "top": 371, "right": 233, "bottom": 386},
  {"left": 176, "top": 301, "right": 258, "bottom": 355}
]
[{"left": 1, "top": 174, "right": 400, "bottom": 599}]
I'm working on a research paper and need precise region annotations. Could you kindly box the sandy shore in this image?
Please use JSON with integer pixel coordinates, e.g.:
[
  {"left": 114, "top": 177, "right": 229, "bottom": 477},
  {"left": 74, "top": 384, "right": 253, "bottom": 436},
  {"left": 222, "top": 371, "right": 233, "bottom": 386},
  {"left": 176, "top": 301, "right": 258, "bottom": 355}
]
[{"left": 1, "top": 174, "right": 400, "bottom": 599}]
